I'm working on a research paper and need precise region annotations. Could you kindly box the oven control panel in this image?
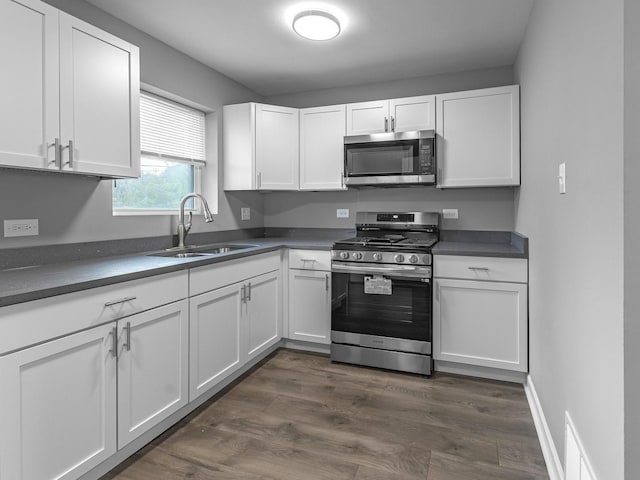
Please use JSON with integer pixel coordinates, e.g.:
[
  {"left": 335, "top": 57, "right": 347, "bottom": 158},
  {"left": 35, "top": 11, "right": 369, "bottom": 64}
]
[{"left": 332, "top": 250, "right": 432, "bottom": 266}]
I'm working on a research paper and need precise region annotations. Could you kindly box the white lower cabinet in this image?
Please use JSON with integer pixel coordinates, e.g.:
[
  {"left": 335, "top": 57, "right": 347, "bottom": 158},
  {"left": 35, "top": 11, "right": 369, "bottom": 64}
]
[
  {"left": 189, "top": 282, "right": 244, "bottom": 400},
  {"left": 287, "top": 249, "right": 332, "bottom": 345},
  {"left": 245, "top": 271, "right": 281, "bottom": 361},
  {"left": 288, "top": 269, "right": 331, "bottom": 344},
  {"left": 433, "top": 255, "right": 528, "bottom": 373},
  {"left": 0, "top": 323, "right": 117, "bottom": 480},
  {"left": 117, "top": 300, "right": 189, "bottom": 449},
  {"left": 189, "top": 254, "right": 282, "bottom": 401}
]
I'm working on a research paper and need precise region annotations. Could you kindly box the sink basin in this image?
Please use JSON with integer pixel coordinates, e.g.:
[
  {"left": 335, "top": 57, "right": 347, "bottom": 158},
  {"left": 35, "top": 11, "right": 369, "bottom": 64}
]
[
  {"left": 192, "top": 245, "right": 245, "bottom": 254},
  {"left": 147, "top": 244, "right": 252, "bottom": 258},
  {"left": 150, "top": 251, "right": 212, "bottom": 258}
]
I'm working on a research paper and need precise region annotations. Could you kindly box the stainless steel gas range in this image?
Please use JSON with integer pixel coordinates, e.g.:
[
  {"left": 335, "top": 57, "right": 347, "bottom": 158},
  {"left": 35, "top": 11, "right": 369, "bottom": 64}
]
[{"left": 330, "top": 212, "right": 439, "bottom": 376}]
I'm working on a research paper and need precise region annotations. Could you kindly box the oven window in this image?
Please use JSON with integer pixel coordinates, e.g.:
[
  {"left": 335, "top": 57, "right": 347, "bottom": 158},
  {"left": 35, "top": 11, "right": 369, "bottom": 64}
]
[
  {"left": 331, "top": 272, "right": 431, "bottom": 341},
  {"left": 345, "top": 142, "right": 417, "bottom": 176}
]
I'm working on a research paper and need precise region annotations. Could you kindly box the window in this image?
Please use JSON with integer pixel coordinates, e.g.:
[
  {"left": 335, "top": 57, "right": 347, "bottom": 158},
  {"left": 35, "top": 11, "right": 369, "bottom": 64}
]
[{"left": 113, "top": 91, "right": 206, "bottom": 214}]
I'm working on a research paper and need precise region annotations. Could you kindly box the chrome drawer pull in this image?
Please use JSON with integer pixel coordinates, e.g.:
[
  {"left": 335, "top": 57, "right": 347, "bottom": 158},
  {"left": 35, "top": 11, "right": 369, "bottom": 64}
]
[
  {"left": 124, "top": 322, "right": 131, "bottom": 351},
  {"left": 325, "top": 273, "right": 330, "bottom": 291},
  {"left": 109, "top": 326, "right": 118, "bottom": 358},
  {"left": 246, "top": 282, "right": 252, "bottom": 302},
  {"left": 104, "top": 296, "right": 137, "bottom": 307},
  {"left": 468, "top": 267, "right": 490, "bottom": 272}
]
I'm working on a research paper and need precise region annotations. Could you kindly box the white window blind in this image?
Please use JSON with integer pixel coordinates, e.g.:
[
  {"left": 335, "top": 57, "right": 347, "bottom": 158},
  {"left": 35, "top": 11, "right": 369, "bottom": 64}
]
[{"left": 140, "top": 92, "right": 206, "bottom": 164}]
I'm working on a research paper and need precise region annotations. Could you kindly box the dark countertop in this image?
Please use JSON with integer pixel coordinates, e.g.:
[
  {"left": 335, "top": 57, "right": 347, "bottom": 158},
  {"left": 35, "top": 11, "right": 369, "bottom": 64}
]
[
  {"left": 0, "top": 229, "right": 527, "bottom": 308},
  {"left": 0, "top": 238, "right": 333, "bottom": 308},
  {"left": 432, "top": 230, "right": 528, "bottom": 259}
]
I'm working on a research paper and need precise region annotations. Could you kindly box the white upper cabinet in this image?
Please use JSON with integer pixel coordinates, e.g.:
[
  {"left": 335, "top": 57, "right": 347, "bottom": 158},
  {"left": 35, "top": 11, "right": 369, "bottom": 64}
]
[
  {"left": 346, "top": 95, "right": 435, "bottom": 135},
  {"left": 0, "top": 0, "right": 140, "bottom": 178},
  {"left": 389, "top": 95, "right": 436, "bottom": 132},
  {"left": 436, "top": 85, "right": 520, "bottom": 188},
  {"left": 0, "top": 0, "right": 59, "bottom": 171},
  {"left": 223, "top": 102, "right": 299, "bottom": 191},
  {"left": 299, "top": 104, "right": 346, "bottom": 191},
  {"left": 59, "top": 13, "right": 140, "bottom": 178},
  {"left": 346, "top": 100, "right": 389, "bottom": 135}
]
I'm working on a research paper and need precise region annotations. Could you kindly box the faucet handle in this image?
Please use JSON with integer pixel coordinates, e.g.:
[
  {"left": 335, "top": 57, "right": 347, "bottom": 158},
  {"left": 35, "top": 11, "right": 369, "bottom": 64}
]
[{"left": 185, "top": 211, "right": 193, "bottom": 233}]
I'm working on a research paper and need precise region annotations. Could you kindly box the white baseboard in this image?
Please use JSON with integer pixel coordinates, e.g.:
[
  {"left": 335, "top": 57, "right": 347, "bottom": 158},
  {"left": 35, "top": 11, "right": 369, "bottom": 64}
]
[
  {"left": 435, "top": 360, "right": 526, "bottom": 383},
  {"left": 524, "top": 375, "right": 564, "bottom": 480}
]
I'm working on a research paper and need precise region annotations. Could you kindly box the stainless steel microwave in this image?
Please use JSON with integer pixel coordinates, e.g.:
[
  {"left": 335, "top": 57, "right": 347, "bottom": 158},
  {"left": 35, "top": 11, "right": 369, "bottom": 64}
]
[{"left": 343, "top": 130, "right": 436, "bottom": 187}]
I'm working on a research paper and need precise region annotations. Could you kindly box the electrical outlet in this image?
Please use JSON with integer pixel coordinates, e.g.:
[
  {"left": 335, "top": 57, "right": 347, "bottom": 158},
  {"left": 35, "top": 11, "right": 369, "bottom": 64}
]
[
  {"left": 559, "top": 162, "right": 566, "bottom": 194},
  {"left": 336, "top": 208, "right": 349, "bottom": 218},
  {"left": 241, "top": 207, "right": 251, "bottom": 221},
  {"left": 442, "top": 209, "right": 459, "bottom": 219},
  {"left": 4, "top": 219, "right": 39, "bottom": 237}
]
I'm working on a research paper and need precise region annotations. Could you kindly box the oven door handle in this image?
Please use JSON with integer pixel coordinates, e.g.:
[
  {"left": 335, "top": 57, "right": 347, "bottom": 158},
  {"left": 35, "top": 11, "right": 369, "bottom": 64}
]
[{"left": 331, "top": 263, "right": 431, "bottom": 279}]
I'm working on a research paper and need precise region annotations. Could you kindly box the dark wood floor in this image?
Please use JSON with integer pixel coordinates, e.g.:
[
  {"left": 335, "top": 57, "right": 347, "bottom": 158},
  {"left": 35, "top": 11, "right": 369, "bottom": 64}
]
[{"left": 102, "top": 349, "right": 548, "bottom": 480}]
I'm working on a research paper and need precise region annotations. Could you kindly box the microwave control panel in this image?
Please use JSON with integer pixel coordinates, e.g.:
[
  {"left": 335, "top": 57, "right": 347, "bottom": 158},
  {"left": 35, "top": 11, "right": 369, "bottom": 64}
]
[{"left": 419, "top": 140, "right": 435, "bottom": 175}]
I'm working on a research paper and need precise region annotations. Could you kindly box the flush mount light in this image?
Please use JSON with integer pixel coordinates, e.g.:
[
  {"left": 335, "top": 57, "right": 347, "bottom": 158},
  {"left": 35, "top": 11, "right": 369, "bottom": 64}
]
[{"left": 292, "top": 10, "right": 341, "bottom": 41}]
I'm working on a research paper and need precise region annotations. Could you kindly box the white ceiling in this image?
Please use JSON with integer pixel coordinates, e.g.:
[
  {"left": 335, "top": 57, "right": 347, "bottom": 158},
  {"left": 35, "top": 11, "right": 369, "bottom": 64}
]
[{"left": 84, "top": 0, "right": 535, "bottom": 97}]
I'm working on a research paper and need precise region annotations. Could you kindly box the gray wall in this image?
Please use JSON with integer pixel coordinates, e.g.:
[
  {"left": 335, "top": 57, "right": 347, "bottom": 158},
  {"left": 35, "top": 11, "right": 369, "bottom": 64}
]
[
  {"left": 265, "top": 66, "right": 514, "bottom": 108},
  {"left": 514, "top": 0, "right": 624, "bottom": 478},
  {"left": 0, "top": 0, "right": 264, "bottom": 248},
  {"left": 264, "top": 187, "right": 515, "bottom": 231},
  {"left": 625, "top": 0, "right": 640, "bottom": 477},
  {"left": 264, "top": 66, "right": 516, "bottom": 231}
]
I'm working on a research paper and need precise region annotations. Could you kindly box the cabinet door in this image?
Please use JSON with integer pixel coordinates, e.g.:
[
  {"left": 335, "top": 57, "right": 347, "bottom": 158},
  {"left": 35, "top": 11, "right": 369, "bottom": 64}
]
[
  {"left": 346, "top": 100, "right": 389, "bottom": 135},
  {"left": 255, "top": 104, "right": 299, "bottom": 190},
  {"left": 436, "top": 85, "right": 520, "bottom": 188},
  {"left": 117, "top": 300, "right": 189, "bottom": 449},
  {"left": 0, "top": 323, "right": 117, "bottom": 480},
  {"left": 389, "top": 95, "right": 435, "bottom": 132},
  {"left": 59, "top": 13, "right": 140, "bottom": 178},
  {"left": 299, "top": 104, "right": 346, "bottom": 190},
  {"left": 0, "top": 0, "right": 59, "bottom": 171},
  {"left": 288, "top": 269, "right": 331, "bottom": 344},
  {"left": 433, "top": 278, "right": 528, "bottom": 372},
  {"left": 189, "top": 283, "right": 243, "bottom": 401},
  {"left": 245, "top": 271, "right": 281, "bottom": 361}
]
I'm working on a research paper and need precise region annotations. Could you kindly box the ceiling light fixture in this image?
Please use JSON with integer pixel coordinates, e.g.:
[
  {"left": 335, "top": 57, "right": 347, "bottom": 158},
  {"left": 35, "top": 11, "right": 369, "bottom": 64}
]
[{"left": 292, "top": 10, "right": 341, "bottom": 41}]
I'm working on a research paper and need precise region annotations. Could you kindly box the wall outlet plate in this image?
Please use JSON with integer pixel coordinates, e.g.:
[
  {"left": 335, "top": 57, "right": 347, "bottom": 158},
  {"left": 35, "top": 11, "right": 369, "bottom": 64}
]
[
  {"left": 241, "top": 207, "right": 251, "bottom": 221},
  {"left": 559, "top": 162, "right": 566, "bottom": 194},
  {"left": 442, "top": 209, "right": 459, "bottom": 219},
  {"left": 336, "top": 208, "right": 349, "bottom": 218},
  {"left": 4, "top": 219, "right": 39, "bottom": 237}
]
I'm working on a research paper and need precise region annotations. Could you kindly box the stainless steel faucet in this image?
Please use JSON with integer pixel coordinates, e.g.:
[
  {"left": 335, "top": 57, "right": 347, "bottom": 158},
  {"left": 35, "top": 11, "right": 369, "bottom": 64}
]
[{"left": 176, "top": 193, "right": 214, "bottom": 248}]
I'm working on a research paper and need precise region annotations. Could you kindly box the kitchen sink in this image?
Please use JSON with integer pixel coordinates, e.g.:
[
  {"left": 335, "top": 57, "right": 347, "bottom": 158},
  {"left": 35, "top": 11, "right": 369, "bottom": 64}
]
[{"left": 147, "top": 244, "right": 253, "bottom": 258}]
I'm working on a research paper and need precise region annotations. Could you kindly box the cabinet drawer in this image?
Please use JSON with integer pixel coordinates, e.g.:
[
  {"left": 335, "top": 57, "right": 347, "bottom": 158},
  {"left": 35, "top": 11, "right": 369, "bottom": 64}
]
[
  {"left": 190, "top": 251, "right": 281, "bottom": 296},
  {"left": 289, "top": 249, "right": 331, "bottom": 271},
  {"left": 434, "top": 255, "right": 527, "bottom": 283},
  {"left": 0, "top": 271, "right": 188, "bottom": 356}
]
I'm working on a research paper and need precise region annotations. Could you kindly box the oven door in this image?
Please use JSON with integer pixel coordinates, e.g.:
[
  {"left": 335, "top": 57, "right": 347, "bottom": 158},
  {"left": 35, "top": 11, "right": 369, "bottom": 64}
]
[{"left": 331, "top": 263, "right": 432, "bottom": 349}]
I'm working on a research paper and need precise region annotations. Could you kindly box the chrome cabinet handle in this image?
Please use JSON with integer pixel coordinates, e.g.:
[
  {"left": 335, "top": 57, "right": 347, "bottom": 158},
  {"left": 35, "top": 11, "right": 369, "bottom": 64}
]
[
  {"left": 50, "top": 138, "right": 61, "bottom": 167},
  {"left": 68, "top": 140, "right": 73, "bottom": 168},
  {"left": 325, "top": 273, "right": 330, "bottom": 291},
  {"left": 468, "top": 267, "right": 490, "bottom": 272},
  {"left": 300, "top": 258, "right": 317, "bottom": 265},
  {"left": 109, "top": 326, "right": 118, "bottom": 358},
  {"left": 246, "top": 282, "right": 252, "bottom": 301},
  {"left": 240, "top": 285, "right": 246, "bottom": 303},
  {"left": 340, "top": 171, "right": 344, "bottom": 189},
  {"left": 257, "top": 172, "right": 262, "bottom": 189},
  {"left": 104, "top": 296, "right": 137, "bottom": 307},
  {"left": 123, "top": 321, "right": 131, "bottom": 351},
  {"left": 62, "top": 140, "right": 73, "bottom": 168},
  {"left": 384, "top": 117, "right": 388, "bottom": 132},
  {"left": 391, "top": 116, "right": 395, "bottom": 132}
]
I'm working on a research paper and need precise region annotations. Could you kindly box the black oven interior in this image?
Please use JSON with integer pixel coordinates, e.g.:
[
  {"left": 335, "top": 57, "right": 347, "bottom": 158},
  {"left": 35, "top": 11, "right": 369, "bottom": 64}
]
[{"left": 331, "top": 272, "right": 432, "bottom": 342}]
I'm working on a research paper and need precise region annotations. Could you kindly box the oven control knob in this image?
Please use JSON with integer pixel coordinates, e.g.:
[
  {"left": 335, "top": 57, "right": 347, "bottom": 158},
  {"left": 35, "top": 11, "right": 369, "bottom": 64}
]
[
  {"left": 394, "top": 254, "right": 405, "bottom": 263},
  {"left": 373, "top": 253, "right": 382, "bottom": 261},
  {"left": 409, "top": 254, "right": 419, "bottom": 264},
  {"left": 353, "top": 252, "right": 363, "bottom": 260},
  {"left": 340, "top": 252, "right": 350, "bottom": 260}
]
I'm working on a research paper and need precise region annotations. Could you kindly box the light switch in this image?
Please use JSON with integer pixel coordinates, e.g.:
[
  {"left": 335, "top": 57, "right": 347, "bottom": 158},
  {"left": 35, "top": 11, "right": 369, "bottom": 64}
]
[
  {"left": 559, "top": 162, "right": 566, "bottom": 194},
  {"left": 336, "top": 208, "right": 349, "bottom": 218},
  {"left": 241, "top": 207, "right": 250, "bottom": 220}
]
